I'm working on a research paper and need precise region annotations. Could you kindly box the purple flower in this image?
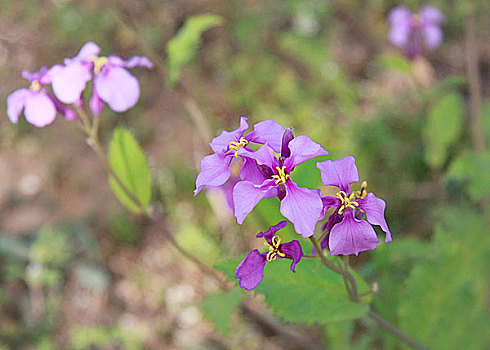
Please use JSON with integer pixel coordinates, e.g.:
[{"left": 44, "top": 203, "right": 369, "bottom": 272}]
[
  {"left": 7, "top": 67, "right": 76, "bottom": 127},
  {"left": 51, "top": 42, "right": 153, "bottom": 114},
  {"left": 194, "top": 117, "right": 286, "bottom": 196},
  {"left": 235, "top": 221, "right": 303, "bottom": 290},
  {"left": 316, "top": 156, "right": 392, "bottom": 256},
  {"left": 233, "top": 129, "right": 328, "bottom": 237},
  {"left": 388, "top": 6, "right": 444, "bottom": 59}
]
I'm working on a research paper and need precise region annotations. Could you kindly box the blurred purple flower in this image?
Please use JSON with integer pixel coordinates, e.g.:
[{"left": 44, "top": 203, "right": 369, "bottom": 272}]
[
  {"left": 316, "top": 156, "right": 392, "bottom": 256},
  {"left": 233, "top": 129, "right": 328, "bottom": 237},
  {"left": 194, "top": 117, "right": 285, "bottom": 195},
  {"left": 388, "top": 6, "right": 444, "bottom": 59},
  {"left": 51, "top": 42, "right": 153, "bottom": 114},
  {"left": 235, "top": 221, "right": 303, "bottom": 290},
  {"left": 7, "top": 67, "right": 76, "bottom": 127}
]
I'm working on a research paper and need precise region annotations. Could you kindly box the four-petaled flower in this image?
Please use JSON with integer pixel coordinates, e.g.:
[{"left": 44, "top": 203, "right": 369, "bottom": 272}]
[
  {"left": 388, "top": 6, "right": 444, "bottom": 59},
  {"left": 51, "top": 42, "right": 153, "bottom": 114},
  {"left": 234, "top": 128, "right": 328, "bottom": 238},
  {"left": 235, "top": 221, "right": 303, "bottom": 290},
  {"left": 7, "top": 67, "right": 76, "bottom": 127},
  {"left": 194, "top": 117, "right": 286, "bottom": 196},
  {"left": 316, "top": 156, "right": 392, "bottom": 256}
]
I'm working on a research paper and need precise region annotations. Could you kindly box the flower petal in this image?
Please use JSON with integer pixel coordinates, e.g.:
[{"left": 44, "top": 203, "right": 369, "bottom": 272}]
[
  {"left": 280, "top": 240, "right": 303, "bottom": 272},
  {"left": 317, "top": 156, "right": 359, "bottom": 193},
  {"left": 357, "top": 193, "right": 392, "bottom": 242},
  {"left": 388, "top": 6, "right": 413, "bottom": 47},
  {"left": 419, "top": 6, "right": 444, "bottom": 25},
  {"left": 329, "top": 211, "right": 379, "bottom": 256},
  {"left": 235, "top": 250, "right": 267, "bottom": 290},
  {"left": 52, "top": 61, "right": 92, "bottom": 104},
  {"left": 210, "top": 117, "right": 249, "bottom": 153},
  {"left": 246, "top": 119, "right": 285, "bottom": 153},
  {"left": 421, "top": 24, "right": 443, "bottom": 50},
  {"left": 280, "top": 181, "right": 323, "bottom": 238},
  {"left": 233, "top": 179, "right": 277, "bottom": 224},
  {"left": 7, "top": 88, "right": 29, "bottom": 124},
  {"left": 24, "top": 92, "right": 57, "bottom": 127},
  {"left": 240, "top": 143, "right": 277, "bottom": 169},
  {"left": 194, "top": 153, "right": 232, "bottom": 196},
  {"left": 124, "top": 56, "right": 154, "bottom": 69},
  {"left": 89, "top": 80, "right": 105, "bottom": 116},
  {"left": 95, "top": 67, "right": 140, "bottom": 112},
  {"left": 240, "top": 156, "right": 266, "bottom": 184},
  {"left": 76, "top": 42, "right": 100, "bottom": 61},
  {"left": 283, "top": 135, "right": 328, "bottom": 169},
  {"left": 256, "top": 221, "right": 287, "bottom": 242}
]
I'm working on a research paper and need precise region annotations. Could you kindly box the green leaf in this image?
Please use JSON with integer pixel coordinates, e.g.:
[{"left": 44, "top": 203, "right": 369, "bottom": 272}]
[
  {"left": 423, "top": 93, "right": 464, "bottom": 168},
  {"left": 399, "top": 209, "right": 490, "bottom": 349},
  {"left": 376, "top": 54, "right": 411, "bottom": 72},
  {"left": 446, "top": 150, "right": 490, "bottom": 202},
  {"left": 166, "top": 14, "right": 223, "bottom": 86},
  {"left": 201, "top": 289, "right": 243, "bottom": 335},
  {"left": 216, "top": 257, "right": 369, "bottom": 324},
  {"left": 108, "top": 126, "right": 151, "bottom": 214}
]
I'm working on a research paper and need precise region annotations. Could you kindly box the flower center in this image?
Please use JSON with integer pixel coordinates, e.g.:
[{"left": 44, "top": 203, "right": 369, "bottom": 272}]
[
  {"left": 272, "top": 166, "right": 289, "bottom": 185},
  {"left": 228, "top": 137, "right": 249, "bottom": 157},
  {"left": 336, "top": 190, "right": 359, "bottom": 214},
  {"left": 264, "top": 235, "right": 286, "bottom": 261},
  {"left": 91, "top": 56, "right": 108, "bottom": 74},
  {"left": 29, "top": 80, "right": 41, "bottom": 92}
]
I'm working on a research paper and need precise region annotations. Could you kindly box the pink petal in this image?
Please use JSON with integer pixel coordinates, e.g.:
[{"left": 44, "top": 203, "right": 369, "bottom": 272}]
[
  {"left": 24, "top": 92, "right": 57, "bottom": 127},
  {"left": 76, "top": 42, "right": 100, "bottom": 61},
  {"left": 89, "top": 79, "right": 105, "bottom": 116},
  {"left": 422, "top": 24, "right": 443, "bottom": 50},
  {"left": 124, "top": 56, "right": 154, "bottom": 69},
  {"left": 280, "top": 181, "right": 323, "bottom": 238},
  {"left": 246, "top": 119, "right": 285, "bottom": 152},
  {"left": 388, "top": 6, "right": 413, "bottom": 47},
  {"left": 240, "top": 156, "right": 266, "bottom": 184},
  {"left": 210, "top": 117, "right": 249, "bottom": 153},
  {"left": 329, "top": 211, "right": 379, "bottom": 256},
  {"left": 284, "top": 135, "right": 328, "bottom": 169},
  {"left": 357, "top": 193, "right": 392, "bottom": 242},
  {"left": 235, "top": 250, "right": 267, "bottom": 290},
  {"left": 52, "top": 61, "right": 92, "bottom": 104},
  {"left": 233, "top": 180, "right": 277, "bottom": 224},
  {"left": 95, "top": 67, "right": 140, "bottom": 112},
  {"left": 194, "top": 153, "right": 232, "bottom": 196},
  {"left": 317, "top": 156, "right": 359, "bottom": 193},
  {"left": 7, "top": 88, "right": 29, "bottom": 124}
]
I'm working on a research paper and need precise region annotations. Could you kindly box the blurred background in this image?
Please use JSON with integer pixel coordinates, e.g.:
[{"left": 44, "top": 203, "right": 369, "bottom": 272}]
[{"left": 0, "top": 0, "right": 488, "bottom": 349}]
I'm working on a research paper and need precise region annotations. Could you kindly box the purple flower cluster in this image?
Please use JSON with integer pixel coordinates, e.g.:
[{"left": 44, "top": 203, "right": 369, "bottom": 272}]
[
  {"left": 194, "top": 118, "right": 392, "bottom": 289},
  {"left": 7, "top": 42, "right": 153, "bottom": 127},
  {"left": 388, "top": 6, "right": 444, "bottom": 59}
]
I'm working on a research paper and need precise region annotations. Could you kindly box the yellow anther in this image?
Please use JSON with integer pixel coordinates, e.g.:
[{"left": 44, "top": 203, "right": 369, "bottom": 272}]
[
  {"left": 91, "top": 56, "right": 108, "bottom": 74},
  {"left": 228, "top": 137, "right": 249, "bottom": 157},
  {"left": 272, "top": 166, "right": 290, "bottom": 185},
  {"left": 354, "top": 181, "right": 368, "bottom": 199},
  {"left": 265, "top": 235, "right": 286, "bottom": 261},
  {"left": 336, "top": 190, "right": 359, "bottom": 214},
  {"left": 29, "top": 80, "right": 41, "bottom": 92}
]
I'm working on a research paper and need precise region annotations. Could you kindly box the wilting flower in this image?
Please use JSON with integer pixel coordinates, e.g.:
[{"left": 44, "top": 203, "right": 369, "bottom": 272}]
[
  {"left": 7, "top": 67, "right": 76, "bottom": 127},
  {"left": 194, "top": 117, "right": 285, "bottom": 196},
  {"left": 388, "top": 6, "right": 444, "bottom": 59},
  {"left": 316, "top": 156, "right": 392, "bottom": 255},
  {"left": 235, "top": 221, "right": 303, "bottom": 290},
  {"left": 51, "top": 42, "right": 153, "bottom": 114},
  {"left": 234, "top": 128, "right": 328, "bottom": 237}
]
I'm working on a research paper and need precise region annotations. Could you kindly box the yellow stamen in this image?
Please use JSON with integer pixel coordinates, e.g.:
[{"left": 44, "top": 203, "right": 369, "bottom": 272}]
[
  {"left": 91, "top": 56, "right": 108, "bottom": 74},
  {"left": 228, "top": 137, "right": 249, "bottom": 157},
  {"left": 29, "top": 80, "right": 41, "bottom": 92},
  {"left": 354, "top": 181, "right": 368, "bottom": 199},
  {"left": 271, "top": 166, "right": 290, "bottom": 185},
  {"left": 264, "top": 235, "right": 286, "bottom": 261},
  {"left": 336, "top": 190, "right": 359, "bottom": 214}
]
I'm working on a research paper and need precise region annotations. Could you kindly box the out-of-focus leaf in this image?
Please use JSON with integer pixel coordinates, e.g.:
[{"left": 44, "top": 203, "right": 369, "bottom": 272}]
[
  {"left": 166, "top": 14, "right": 223, "bottom": 86},
  {"left": 423, "top": 93, "right": 464, "bottom": 168},
  {"left": 108, "top": 126, "right": 151, "bottom": 214},
  {"left": 73, "top": 262, "right": 110, "bottom": 291},
  {"left": 0, "top": 236, "right": 30, "bottom": 261},
  {"left": 446, "top": 150, "right": 490, "bottom": 202},
  {"left": 216, "top": 258, "right": 370, "bottom": 324},
  {"left": 377, "top": 54, "right": 411, "bottom": 72},
  {"left": 201, "top": 289, "right": 243, "bottom": 335},
  {"left": 30, "top": 226, "right": 73, "bottom": 267},
  {"left": 399, "top": 209, "right": 490, "bottom": 349}
]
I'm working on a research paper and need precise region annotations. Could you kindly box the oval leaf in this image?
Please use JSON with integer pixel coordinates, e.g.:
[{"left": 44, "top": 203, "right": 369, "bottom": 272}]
[{"left": 108, "top": 126, "right": 151, "bottom": 213}]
